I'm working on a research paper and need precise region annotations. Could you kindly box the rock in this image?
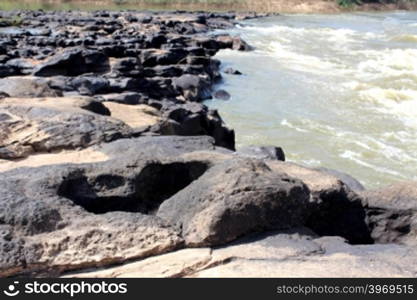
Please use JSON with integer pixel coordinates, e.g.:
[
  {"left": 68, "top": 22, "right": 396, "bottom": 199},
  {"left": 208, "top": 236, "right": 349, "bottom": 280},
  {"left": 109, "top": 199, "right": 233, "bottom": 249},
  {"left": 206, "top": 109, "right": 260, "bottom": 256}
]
[
  {"left": 267, "top": 161, "right": 372, "bottom": 244},
  {"left": 5, "top": 58, "right": 37, "bottom": 75},
  {"left": 215, "top": 35, "right": 254, "bottom": 51},
  {"left": 193, "top": 234, "right": 417, "bottom": 277},
  {"left": 157, "top": 158, "right": 311, "bottom": 246},
  {"left": 0, "top": 76, "right": 62, "bottom": 97},
  {"left": 140, "top": 48, "right": 189, "bottom": 67},
  {"left": 66, "top": 248, "right": 212, "bottom": 278},
  {"left": 173, "top": 74, "right": 211, "bottom": 102},
  {"left": 0, "top": 97, "right": 132, "bottom": 159},
  {"left": 314, "top": 167, "right": 365, "bottom": 191},
  {"left": 0, "top": 135, "right": 219, "bottom": 173},
  {"left": 65, "top": 229, "right": 417, "bottom": 278},
  {"left": 70, "top": 76, "right": 109, "bottom": 96},
  {"left": 102, "top": 102, "right": 161, "bottom": 131},
  {"left": 33, "top": 49, "right": 110, "bottom": 77},
  {"left": 232, "top": 36, "right": 254, "bottom": 51},
  {"left": 0, "top": 225, "right": 26, "bottom": 277},
  {"left": 213, "top": 89, "right": 231, "bottom": 100},
  {"left": 0, "top": 65, "right": 18, "bottom": 78},
  {"left": 110, "top": 57, "right": 142, "bottom": 77},
  {"left": 238, "top": 145, "right": 285, "bottom": 161},
  {"left": 0, "top": 134, "right": 232, "bottom": 277},
  {"left": 157, "top": 102, "right": 235, "bottom": 150},
  {"left": 224, "top": 67, "right": 242, "bottom": 75},
  {"left": 362, "top": 182, "right": 417, "bottom": 245},
  {"left": 100, "top": 92, "right": 147, "bottom": 105}
]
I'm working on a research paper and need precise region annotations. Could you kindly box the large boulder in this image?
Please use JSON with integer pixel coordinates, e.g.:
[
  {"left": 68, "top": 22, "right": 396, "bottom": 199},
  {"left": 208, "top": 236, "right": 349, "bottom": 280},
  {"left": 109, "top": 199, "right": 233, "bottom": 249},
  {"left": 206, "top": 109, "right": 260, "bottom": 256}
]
[
  {"left": 157, "top": 158, "right": 311, "bottom": 246},
  {"left": 267, "top": 161, "right": 372, "bottom": 244},
  {"left": 362, "top": 182, "right": 417, "bottom": 245},
  {"left": 0, "top": 135, "right": 227, "bottom": 277},
  {"left": 172, "top": 74, "right": 212, "bottom": 102},
  {"left": 33, "top": 49, "right": 110, "bottom": 77}
]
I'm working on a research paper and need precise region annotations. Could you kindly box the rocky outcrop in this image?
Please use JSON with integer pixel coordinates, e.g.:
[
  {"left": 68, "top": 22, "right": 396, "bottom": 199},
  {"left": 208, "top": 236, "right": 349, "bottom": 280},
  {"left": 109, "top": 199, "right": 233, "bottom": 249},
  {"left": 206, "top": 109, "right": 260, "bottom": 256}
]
[
  {"left": 0, "top": 135, "right": 221, "bottom": 277},
  {"left": 0, "top": 9, "right": 416, "bottom": 279},
  {"left": 238, "top": 145, "right": 286, "bottom": 161},
  {"left": 157, "top": 159, "right": 310, "bottom": 246},
  {"left": 0, "top": 97, "right": 131, "bottom": 159},
  {"left": 65, "top": 229, "right": 417, "bottom": 278},
  {"left": 0, "top": 10, "right": 254, "bottom": 151}
]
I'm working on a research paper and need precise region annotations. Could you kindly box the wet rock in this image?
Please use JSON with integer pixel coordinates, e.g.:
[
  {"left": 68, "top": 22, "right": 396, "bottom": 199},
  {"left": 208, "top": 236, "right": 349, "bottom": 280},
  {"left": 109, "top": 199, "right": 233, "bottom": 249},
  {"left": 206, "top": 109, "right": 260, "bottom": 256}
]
[
  {"left": 238, "top": 146, "right": 285, "bottom": 161},
  {"left": 5, "top": 58, "right": 36, "bottom": 75},
  {"left": 157, "top": 159, "right": 311, "bottom": 246},
  {"left": 213, "top": 89, "right": 231, "bottom": 100},
  {"left": 70, "top": 76, "right": 109, "bottom": 96}
]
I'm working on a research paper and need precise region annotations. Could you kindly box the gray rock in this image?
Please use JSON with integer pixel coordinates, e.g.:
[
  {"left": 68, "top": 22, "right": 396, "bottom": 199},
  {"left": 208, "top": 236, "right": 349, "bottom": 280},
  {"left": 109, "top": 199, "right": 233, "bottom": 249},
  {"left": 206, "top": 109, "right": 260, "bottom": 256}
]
[
  {"left": 172, "top": 74, "right": 212, "bottom": 102},
  {"left": 213, "top": 89, "right": 231, "bottom": 100},
  {"left": 0, "top": 76, "right": 62, "bottom": 97},
  {"left": 33, "top": 49, "right": 110, "bottom": 77},
  {"left": 0, "top": 135, "right": 225, "bottom": 276},
  {"left": 157, "top": 158, "right": 311, "bottom": 246},
  {"left": 224, "top": 67, "right": 242, "bottom": 75},
  {"left": 0, "top": 97, "right": 132, "bottom": 159},
  {"left": 266, "top": 161, "right": 372, "bottom": 244},
  {"left": 314, "top": 167, "right": 365, "bottom": 191},
  {"left": 238, "top": 145, "right": 285, "bottom": 161},
  {"left": 362, "top": 182, "right": 417, "bottom": 245}
]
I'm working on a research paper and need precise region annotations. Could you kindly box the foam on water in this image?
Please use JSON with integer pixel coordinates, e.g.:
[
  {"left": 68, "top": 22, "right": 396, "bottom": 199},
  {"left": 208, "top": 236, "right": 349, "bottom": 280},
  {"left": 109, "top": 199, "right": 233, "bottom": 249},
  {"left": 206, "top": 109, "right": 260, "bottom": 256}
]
[{"left": 210, "top": 12, "right": 417, "bottom": 187}]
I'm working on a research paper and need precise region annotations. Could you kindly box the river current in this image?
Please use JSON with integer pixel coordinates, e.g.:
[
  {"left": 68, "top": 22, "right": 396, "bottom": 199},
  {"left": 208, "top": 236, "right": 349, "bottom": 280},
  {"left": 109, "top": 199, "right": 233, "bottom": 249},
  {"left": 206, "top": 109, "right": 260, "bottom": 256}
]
[{"left": 209, "top": 12, "right": 417, "bottom": 188}]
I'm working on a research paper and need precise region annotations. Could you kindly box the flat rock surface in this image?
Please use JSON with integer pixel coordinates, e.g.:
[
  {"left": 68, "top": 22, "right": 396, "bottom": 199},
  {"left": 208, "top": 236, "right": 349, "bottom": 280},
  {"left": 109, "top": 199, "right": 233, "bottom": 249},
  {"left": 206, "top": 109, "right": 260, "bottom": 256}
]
[{"left": 65, "top": 229, "right": 417, "bottom": 278}]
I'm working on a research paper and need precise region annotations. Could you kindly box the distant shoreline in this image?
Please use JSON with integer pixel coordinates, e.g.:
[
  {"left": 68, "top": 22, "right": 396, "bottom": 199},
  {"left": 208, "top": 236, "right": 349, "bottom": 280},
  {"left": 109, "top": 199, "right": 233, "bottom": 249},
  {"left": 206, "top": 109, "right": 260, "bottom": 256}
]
[{"left": 1, "top": 0, "right": 417, "bottom": 14}]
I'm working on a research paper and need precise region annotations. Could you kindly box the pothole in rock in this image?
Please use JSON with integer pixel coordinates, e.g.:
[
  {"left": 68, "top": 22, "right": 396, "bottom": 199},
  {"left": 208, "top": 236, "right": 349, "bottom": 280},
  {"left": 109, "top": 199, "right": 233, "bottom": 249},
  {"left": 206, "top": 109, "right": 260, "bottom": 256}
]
[{"left": 57, "top": 161, "right": 209, "bottom": 214}]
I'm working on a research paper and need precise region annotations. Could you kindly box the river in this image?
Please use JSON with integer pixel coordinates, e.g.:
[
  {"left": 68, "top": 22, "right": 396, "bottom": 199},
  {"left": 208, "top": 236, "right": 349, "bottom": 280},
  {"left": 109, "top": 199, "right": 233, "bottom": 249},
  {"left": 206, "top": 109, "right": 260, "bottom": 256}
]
[
  {"left": 1, "top": 2, "right": 416, "bottom": 188},
  {"left": 209, "top": 12, "right": 417, "bottom": 188}
]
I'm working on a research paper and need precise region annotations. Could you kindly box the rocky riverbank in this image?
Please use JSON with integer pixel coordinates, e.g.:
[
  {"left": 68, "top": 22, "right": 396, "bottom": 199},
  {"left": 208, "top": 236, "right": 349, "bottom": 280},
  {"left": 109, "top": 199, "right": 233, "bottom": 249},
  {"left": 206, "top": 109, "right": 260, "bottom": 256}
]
[{"left": 0, "top": 10, "right": 416, "bottom": 278}]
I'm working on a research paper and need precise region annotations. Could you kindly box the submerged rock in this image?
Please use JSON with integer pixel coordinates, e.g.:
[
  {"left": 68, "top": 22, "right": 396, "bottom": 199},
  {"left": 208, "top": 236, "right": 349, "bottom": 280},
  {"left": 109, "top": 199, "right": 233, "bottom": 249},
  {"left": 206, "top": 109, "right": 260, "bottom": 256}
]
[{"left": 213, "top": 89, "right": 231, "bottom": 100}]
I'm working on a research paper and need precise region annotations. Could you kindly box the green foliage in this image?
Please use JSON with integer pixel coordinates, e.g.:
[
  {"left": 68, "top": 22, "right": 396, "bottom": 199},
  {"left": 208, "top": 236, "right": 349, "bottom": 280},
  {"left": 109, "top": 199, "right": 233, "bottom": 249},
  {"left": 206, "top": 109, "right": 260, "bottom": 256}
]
[{"left": 337, "top": 0, "right": 362, "bottom": 8}]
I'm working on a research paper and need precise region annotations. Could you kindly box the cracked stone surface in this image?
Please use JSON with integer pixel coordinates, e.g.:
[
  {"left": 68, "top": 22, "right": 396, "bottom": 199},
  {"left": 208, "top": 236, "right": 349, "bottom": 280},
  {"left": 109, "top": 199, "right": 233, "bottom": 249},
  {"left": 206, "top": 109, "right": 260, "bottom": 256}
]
[{"left": 64, "top": 229, "right": 417, "bottom": 278}]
